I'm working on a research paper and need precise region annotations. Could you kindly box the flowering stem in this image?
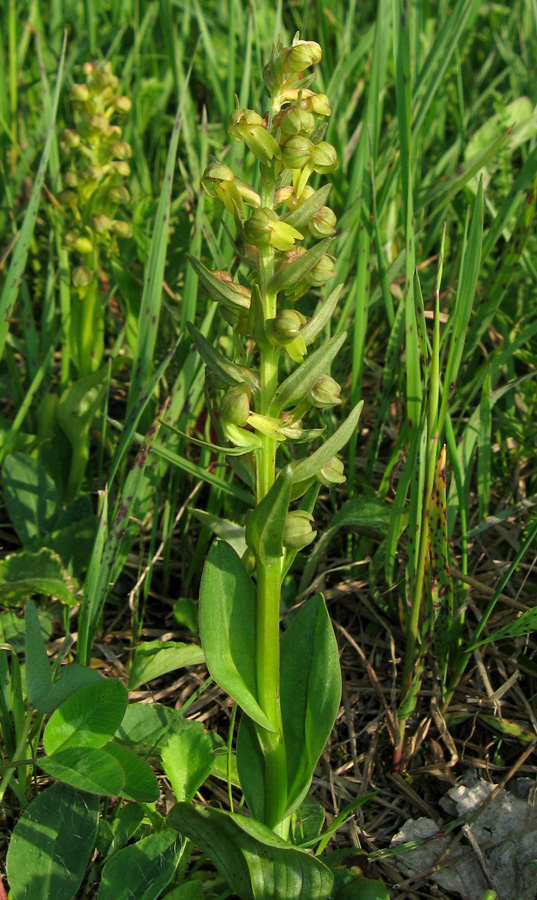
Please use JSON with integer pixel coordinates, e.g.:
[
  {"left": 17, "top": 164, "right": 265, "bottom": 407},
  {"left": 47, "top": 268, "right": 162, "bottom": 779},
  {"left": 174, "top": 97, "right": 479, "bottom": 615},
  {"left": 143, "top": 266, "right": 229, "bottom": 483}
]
[{"left": 254, "top": 170, "right": 288, "bottom": 827}]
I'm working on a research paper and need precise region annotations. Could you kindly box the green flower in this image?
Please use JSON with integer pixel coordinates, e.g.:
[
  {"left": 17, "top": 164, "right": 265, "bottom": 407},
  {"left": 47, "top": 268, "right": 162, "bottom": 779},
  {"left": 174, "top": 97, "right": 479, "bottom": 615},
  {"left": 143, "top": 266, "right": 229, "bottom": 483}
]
[
  {"left": 244, "top": 208, "right": 303, "bottom": 252},
  {"left": 228, "top": 108, "right": 281, "bottom": 165}
]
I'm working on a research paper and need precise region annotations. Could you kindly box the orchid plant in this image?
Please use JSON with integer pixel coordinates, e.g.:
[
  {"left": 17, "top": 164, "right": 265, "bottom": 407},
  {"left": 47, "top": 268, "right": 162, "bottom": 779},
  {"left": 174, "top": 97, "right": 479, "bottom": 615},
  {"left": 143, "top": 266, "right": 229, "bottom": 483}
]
[{"left": 167, "top": 35, "right": 370, "bottom": 900}]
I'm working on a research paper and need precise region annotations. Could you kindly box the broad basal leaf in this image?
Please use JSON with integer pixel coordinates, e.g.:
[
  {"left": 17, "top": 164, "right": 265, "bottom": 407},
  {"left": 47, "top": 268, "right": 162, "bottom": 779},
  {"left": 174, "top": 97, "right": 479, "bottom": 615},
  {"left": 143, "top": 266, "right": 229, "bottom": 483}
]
[
  {"left": 280, "top": 594, "right": 341, "bottom": 815},
  {"left": 168, "top": 803, "right": 333, "bottom": 900}
]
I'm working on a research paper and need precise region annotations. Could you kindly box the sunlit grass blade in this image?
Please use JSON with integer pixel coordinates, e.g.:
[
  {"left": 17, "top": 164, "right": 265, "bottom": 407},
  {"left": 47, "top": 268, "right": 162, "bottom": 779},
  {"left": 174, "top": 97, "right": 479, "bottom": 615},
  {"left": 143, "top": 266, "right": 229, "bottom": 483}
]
[
  {"left": 126, "top": 73, "right": 192, "bottom": 417},
  {"left": 0, "top": 34, "right": 65, "bottom": 362}
]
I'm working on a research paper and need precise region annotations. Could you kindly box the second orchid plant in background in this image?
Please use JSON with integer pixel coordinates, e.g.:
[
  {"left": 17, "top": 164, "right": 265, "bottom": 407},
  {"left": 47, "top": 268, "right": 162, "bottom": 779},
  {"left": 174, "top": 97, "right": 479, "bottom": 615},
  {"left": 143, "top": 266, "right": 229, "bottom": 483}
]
[{"left": 167, "top": 36, "right": 381, "bottom": 900}]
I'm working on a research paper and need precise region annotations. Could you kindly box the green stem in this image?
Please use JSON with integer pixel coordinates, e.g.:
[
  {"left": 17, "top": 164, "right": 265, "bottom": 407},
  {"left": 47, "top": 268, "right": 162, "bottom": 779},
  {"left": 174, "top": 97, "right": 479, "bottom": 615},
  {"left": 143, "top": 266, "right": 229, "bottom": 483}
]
[{"left": 253, "top": 176, "right": 288, "bottom": 826}]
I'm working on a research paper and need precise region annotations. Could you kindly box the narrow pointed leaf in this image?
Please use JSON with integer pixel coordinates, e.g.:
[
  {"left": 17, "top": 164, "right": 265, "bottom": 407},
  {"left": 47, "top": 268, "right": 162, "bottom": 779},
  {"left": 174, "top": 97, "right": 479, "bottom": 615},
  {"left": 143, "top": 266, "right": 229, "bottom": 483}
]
[
  {"left": 269, "top": 238, "right": 331, "bottom": 294},
  {"left": 271, "top": 332, "right": 347, "bottom": 413},
  {"left": 292, "top": 400, "right": 364, "bottom": 486},
  {"left": 245, "top": 466, "right": 292, "bottom": 562},
  {"left": 282, "top": 184, "right": 332, "bottom": 229},
  {"left": 187, "top": 322, "right": 258, "bottom": 389},
  {"left": 187, "top": 255, "right": 250, "bottom": 308},
  {"left": 301, "top": 284, "right": 343, "bottom": 345}
]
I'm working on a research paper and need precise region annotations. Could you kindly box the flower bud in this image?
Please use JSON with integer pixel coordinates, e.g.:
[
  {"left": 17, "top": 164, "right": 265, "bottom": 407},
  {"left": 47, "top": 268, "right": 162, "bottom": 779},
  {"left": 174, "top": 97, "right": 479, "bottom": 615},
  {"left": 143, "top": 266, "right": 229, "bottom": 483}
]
[
  {"left": 307, "top": 206, "right": 337, "bottom": 238},
  {"left": 112, "top": 140, "right": 132, "bottom": 160},
  {"left": 89, "top": 114, "right": 111, "bottom": 135},
  {"left": 114, "top": 96, "right": 132, "bottom": 114},
  {"left": 111, "top": 219, "right": 132, "bottom": 238},
  {"left": 309, "top": 374, "right": 342, "bottom": 408},
  {"left": 72, "top": 265, "right": 93, "bottom": 287},
  {"left": 286, "top": 185, "right": 314, "bottom": 211},
  {"left": 220, "top": 384, "right": 252, "bottom": 426},
  {"left": 91, "top": 214, "right": 113, "bottom": 233},
  {"left": 317, "top": 457, "right": 346, "bottom": 486},
  {"left": 59, "top": 190, "right": 78, "bottom": 208},
  {"left": 281, "top": 135, "right": 313, "bottom": 170},
  {"left": 64, "top": 171, "right": 79, "bottom": 188},
  {"left": 305, "top": 253, "right": 336, "bottom": 286},
  {"left": 72, "top": 235, "right": 94, "bottom": 254},
  {"left": 283, "top": 510, "right": 316, "bottom": 550},
  {"left": 299, "top": 91, "right": 331, "bottom": 117},
  {"left": 112, "top": 160, "right": 131, "bottom": 177},
  {"left": 62, "top": 129, "right": 81, "bottom": 149},
  {"left": 71, "top": 83, "right": 90, "bottom": 103},
  {"left": 274, "top": 185, "right": 295, "bottom": 207},
  {"left": 267, "top": 308, "right": 306, "bottom": 345},
  {"left": 82, "top": 164, "right": 105, "bottom": 183},
  {"left": 244, "top": 208, "right": 303, "bottom": 251},
  {"left": 281, "top": 41, "right": 322, "bottom": 73},
  {"left": 276, "top": 107, "right": 315, "bottom": 136},
  {"left": 109, "top": 185, "right": 130, "bottom": 203},
  {"left": 311, "top": 141, "right": 338, "bottom": 174}
]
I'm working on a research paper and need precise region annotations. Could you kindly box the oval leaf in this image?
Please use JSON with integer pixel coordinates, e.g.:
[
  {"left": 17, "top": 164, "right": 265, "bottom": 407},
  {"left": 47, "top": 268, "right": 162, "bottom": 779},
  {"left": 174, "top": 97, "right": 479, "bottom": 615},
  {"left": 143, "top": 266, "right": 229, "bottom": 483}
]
[
  {"left": 6, "top": 783, "right": 99, "bottom": 900},
  {"left": 104, "top": 741, "right": 159, "bottom": 802},
  {"left": 39, "top": 747, "right": 125, "bottom": 796},
  {"left": 43, "top": 678, "right": 128, "bottom": 755},
  {"left": 128, "top": 640, "right": 204, "bottom": 690},
  {"left": 98, "top": 829, "right": 182, "bottom": 900},
  {"left": 199, "top": 541, "right": 275, "bottom": 732}
]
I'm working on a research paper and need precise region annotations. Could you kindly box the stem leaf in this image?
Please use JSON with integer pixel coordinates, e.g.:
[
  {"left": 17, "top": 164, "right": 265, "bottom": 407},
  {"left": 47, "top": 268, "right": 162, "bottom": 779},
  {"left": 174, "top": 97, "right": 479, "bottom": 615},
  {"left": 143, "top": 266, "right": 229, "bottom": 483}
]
[
  {"left": 291, "top": 400, "right": 364, "bottom": 486},
  {"left": 187, "top": 322, "right": 258, "bottom": 390},
  {"left": 268, "top": 238, "right": 331, "bottom": 294},
  {"left": 271, "top": 332, "right": 347, "bottom": 414},
  {"left": 245, "top": 466, "right": 292, "bottom": 563}
]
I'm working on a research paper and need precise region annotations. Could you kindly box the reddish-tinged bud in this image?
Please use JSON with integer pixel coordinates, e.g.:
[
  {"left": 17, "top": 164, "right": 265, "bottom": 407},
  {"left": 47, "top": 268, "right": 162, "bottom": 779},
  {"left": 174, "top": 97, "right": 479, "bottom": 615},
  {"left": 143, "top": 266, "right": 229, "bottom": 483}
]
[
  {"left": 281, "top": 135, "right": 313, "bottom": 169},
  {"left": 308, "top": 206, "right": 337, "bottom": 238},
  {"left": 318, "top": 457, "right": 346, "bottom": 486}
]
